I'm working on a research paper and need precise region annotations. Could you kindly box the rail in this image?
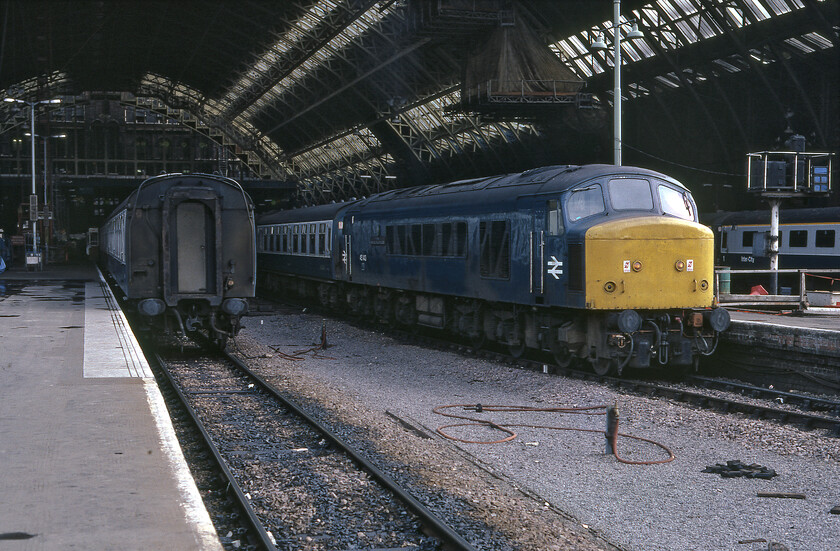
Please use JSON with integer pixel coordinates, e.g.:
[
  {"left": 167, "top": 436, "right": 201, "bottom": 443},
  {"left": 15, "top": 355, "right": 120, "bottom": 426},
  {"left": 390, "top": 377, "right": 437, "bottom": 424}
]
[{"left": 715, "top": 267, "right": 840, "bottom": 309}]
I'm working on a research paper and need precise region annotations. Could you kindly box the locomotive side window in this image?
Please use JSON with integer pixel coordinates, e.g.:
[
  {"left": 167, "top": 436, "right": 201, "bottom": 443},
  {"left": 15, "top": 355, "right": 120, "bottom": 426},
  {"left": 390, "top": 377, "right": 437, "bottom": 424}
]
[
  {"left": 815, "top": 229, "right": 835, "bottom": 248},
  {"left": 789, "top": 230, "right": 808, "bottom": 248},
  {"left": 386, "top": 226, "right": 397, "bottom": 254},
  {"left": 742, "top": 231, "right": 754, "bottom": 247},
  {"left": 385, "top": 222, "right": 466, "bottom": 257},
  {"left": 441, "top": 224, "right": 452, "bottom": 256},
  {"left": 479, "top": 220, "right": 510, "bottom": 279},
  {"left": 408, "top": 225, "right": 421, "bottom": 255},
  {"left": 547, "top": 200, "right": 564, "bottom": 236},
  {"left": 455, "top": 222, "right": 467, "bottom": 256},
  {"left": 422, "top": 224, "right": 436, "bottom": 256},
  {"left": 658, "top": 185, "right": 694, "bottom": 220},
  {"left": 609, "top": 178, "right": 653, "bottom": 210},
  {"left": 567, "top": 185, "right": 605, "bottom": 221}
]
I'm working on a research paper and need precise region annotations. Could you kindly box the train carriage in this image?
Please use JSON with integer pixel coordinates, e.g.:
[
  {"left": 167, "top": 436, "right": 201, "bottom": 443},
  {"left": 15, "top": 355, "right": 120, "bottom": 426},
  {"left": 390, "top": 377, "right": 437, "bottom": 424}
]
[
  {"left": 258, "top": 165, "right": 730, "bottom": 374},
  {"left": 101, "top": 173, "right": 256, "bottom": 345}
]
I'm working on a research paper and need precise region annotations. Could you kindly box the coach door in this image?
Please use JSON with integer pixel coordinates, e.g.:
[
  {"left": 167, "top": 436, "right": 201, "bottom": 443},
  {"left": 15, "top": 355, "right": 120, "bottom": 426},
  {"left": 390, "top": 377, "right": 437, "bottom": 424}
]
[{"left": 162, "top": 189, "right": 220, "bottom": 302}]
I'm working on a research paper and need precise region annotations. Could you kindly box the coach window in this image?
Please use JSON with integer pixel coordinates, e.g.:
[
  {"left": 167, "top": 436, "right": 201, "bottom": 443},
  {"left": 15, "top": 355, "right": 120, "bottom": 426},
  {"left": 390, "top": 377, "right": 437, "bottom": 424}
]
[
  {"left": 567, "top": 184, "right": 605, "bottom": 221},
  {"left": 815, "top": 229, "right": 835, "bottom": 248},
  {"left": 282, "top": 227, "right": 289, "bottom": 253},
  {"left": 547, "top": 200, "right": 564, "bottom": 236},
  {"left": 609, "top": 178, "right": 653, "bottom": 211},
  {"left": 658, "top": 185, "right": 694, "bottom": 221},
  {"left": 293, "top": 225, "right": 300, "bottom": 253},
  {"left": 325, "top": 227, "right": 332, "bottom": 255},
  {"left": 742, "top": 231, "right": 754, "bottom": 248},
  {"left": 262, "top": 230, "right": 269, "bottom": 252},
  {"left": 309, "top": 223, "right": 316, "bottom": 254},
  {"left": 789, "top": 230, "right": 808, "bottom": 248},
  {"left": 318, "top": 223, "right": 326, "bottom": 255}
]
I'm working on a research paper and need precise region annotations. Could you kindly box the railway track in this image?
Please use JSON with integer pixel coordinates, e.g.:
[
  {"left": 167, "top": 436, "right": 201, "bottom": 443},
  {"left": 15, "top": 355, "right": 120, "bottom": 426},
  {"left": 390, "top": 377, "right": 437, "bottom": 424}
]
[
  {"left": 152, "top": 338, "right": 479, "bottom": 551},
  {"left": 252, "top": 297, "right": 840, "bottom": 437}
]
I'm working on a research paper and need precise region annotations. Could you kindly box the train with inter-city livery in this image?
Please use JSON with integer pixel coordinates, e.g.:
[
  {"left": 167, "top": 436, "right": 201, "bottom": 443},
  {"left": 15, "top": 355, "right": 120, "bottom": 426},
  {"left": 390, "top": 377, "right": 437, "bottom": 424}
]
[
  {"left": 257, "top": 164, "right": 730, "bottom": 375},
  {"left": 100, "top": 173, "right": 256, "bottom": 346},
  {"left": 704, "top": 207, "right": 840, "bottom": 271}
]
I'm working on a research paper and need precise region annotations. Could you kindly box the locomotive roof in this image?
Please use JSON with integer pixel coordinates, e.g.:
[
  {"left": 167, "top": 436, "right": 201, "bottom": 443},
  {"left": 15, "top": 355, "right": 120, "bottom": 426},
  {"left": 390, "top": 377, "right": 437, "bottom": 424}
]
[
  {"left": 348, "top": 164, "right": 685, "bottom": 213},
  {"left": 703, "top": 207, "right": 840, "bottom": 227},
  {"left": 364, "top": 164, "right": 683, "bottom": 201},
  {"left": 256, "top": 164, "right": 688, "bottom": 226}
]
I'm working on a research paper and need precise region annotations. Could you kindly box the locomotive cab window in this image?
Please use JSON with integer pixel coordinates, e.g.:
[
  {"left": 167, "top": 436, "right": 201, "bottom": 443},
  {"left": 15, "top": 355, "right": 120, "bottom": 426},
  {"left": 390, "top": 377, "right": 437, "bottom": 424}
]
[
  {"left": 658, "top": 185, "right": 694, "bottom": 221},
  {"left": 609, "top": 178, "right": 653, "bottom": 211},
  {"left": 567, "top": 184, "right": 605, "bottom": 221}
]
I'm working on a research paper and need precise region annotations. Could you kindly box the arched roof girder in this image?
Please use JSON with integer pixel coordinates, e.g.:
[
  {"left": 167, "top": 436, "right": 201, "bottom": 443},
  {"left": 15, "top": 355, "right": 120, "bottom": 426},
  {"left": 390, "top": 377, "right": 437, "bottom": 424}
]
[{"left": 136, "top": 73, "right": 289, "bottom": 179}]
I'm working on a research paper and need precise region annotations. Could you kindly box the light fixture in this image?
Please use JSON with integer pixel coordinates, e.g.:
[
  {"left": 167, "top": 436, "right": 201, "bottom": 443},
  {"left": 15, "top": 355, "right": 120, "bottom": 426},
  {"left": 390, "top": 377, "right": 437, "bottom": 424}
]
[{"left": 589, "top": 1, "right": 644, "bottom": 166}]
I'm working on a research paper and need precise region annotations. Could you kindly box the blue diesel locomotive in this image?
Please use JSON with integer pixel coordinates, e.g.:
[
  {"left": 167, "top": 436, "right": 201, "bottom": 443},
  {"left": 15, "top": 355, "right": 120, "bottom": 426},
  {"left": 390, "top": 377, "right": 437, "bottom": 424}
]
[{"left": 258, "top": 165, "right": 730, "bottom": 374}]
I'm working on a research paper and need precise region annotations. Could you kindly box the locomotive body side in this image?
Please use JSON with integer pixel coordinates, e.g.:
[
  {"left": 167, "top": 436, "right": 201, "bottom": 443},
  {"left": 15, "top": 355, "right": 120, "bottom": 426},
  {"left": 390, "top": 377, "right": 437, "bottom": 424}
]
[
  {"left": 100, "top": 173, "right": 255, "bottom": 344},
  {"left": 258, "top": 165, "right": 729, "bottom": 374}
]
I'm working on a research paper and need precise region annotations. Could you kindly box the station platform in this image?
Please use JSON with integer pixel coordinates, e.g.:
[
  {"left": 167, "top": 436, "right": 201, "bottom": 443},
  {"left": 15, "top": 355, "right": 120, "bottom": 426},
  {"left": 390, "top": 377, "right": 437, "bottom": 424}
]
[
  {"left": 0, "top": 262, "right": 222, "bottom": 550},
  {"left": 714, "top": 308, "right": 840, "bottom": 393},
  {"left": 726, "top": 309, "right": 840, "bottom": 356}
]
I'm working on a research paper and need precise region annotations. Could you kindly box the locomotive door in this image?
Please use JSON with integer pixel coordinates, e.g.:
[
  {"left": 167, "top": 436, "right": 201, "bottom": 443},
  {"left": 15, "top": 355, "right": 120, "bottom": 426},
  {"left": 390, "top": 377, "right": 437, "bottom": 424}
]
[
  {"left": 541, "top": 198, "right": 567, "bottom": 305},
  {"left": 527, "top": 201, "right": 546, "bottom": 302}
]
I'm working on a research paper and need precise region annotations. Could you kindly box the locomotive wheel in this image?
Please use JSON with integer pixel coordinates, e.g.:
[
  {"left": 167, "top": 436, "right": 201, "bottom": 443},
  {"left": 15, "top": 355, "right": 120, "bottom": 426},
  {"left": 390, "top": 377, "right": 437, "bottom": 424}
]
[
  {"left": 592, "top": 357, "right": 617, "bottom": 376},
  {"left": 508, "top": 340, "right": 526, "bottom": 359},
  {"left": 213, "top": 334, "right": 229, "bottom": 350},
  {"left": 551, "top": 342, "right": 573, "bottom": 368},
  {"left": 373, "top": 293, "right": 394, "bottom": 324},
  {"left": 467, "top": 305, "right": 487, "bottom": 349},
  {"left": 507, "top": 314, "right": 526, "bottom": 359}
]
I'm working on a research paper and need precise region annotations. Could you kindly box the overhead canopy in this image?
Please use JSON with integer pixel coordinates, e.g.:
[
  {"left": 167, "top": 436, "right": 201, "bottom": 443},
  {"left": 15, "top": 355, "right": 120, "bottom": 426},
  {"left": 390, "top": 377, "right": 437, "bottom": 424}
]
[{"left": 0, "top": 0, "right": 836, "bottom": 206}]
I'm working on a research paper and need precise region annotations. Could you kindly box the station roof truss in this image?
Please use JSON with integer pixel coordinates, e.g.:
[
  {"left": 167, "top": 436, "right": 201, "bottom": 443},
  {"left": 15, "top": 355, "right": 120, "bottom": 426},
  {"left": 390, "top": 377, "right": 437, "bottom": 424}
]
[{"left": 0, "top": 0, "right": 836, "bottom": 205}]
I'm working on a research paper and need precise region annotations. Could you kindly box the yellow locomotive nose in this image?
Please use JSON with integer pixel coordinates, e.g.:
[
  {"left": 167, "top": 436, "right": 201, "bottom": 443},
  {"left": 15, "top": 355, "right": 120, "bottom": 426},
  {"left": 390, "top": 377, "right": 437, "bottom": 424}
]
[{"left": 584, "top": 217, "right": 714, "bottom": 309}]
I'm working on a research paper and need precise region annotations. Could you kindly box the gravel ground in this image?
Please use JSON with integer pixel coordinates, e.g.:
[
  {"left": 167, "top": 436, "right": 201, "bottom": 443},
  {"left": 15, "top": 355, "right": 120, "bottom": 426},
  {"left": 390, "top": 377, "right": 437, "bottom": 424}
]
[{"left": 230, "top": 308, "right": 840, "bottom": 551}]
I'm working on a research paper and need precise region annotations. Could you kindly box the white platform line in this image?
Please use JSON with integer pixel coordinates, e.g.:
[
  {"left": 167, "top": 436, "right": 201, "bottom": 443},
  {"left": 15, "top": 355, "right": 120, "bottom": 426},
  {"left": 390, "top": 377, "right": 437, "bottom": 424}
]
[
  {"left": 82, "top": 269, "right": 153, "bottom": 378},
  {"left": 144, "top": 379, "right": 224, "bottom": 550}
]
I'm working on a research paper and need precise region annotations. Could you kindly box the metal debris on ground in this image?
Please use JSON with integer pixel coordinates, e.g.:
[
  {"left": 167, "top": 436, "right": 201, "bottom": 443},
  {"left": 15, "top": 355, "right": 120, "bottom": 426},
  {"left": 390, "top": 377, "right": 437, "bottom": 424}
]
[{"left": 702, "top": 460, "right": 777, "bottom": 479}]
